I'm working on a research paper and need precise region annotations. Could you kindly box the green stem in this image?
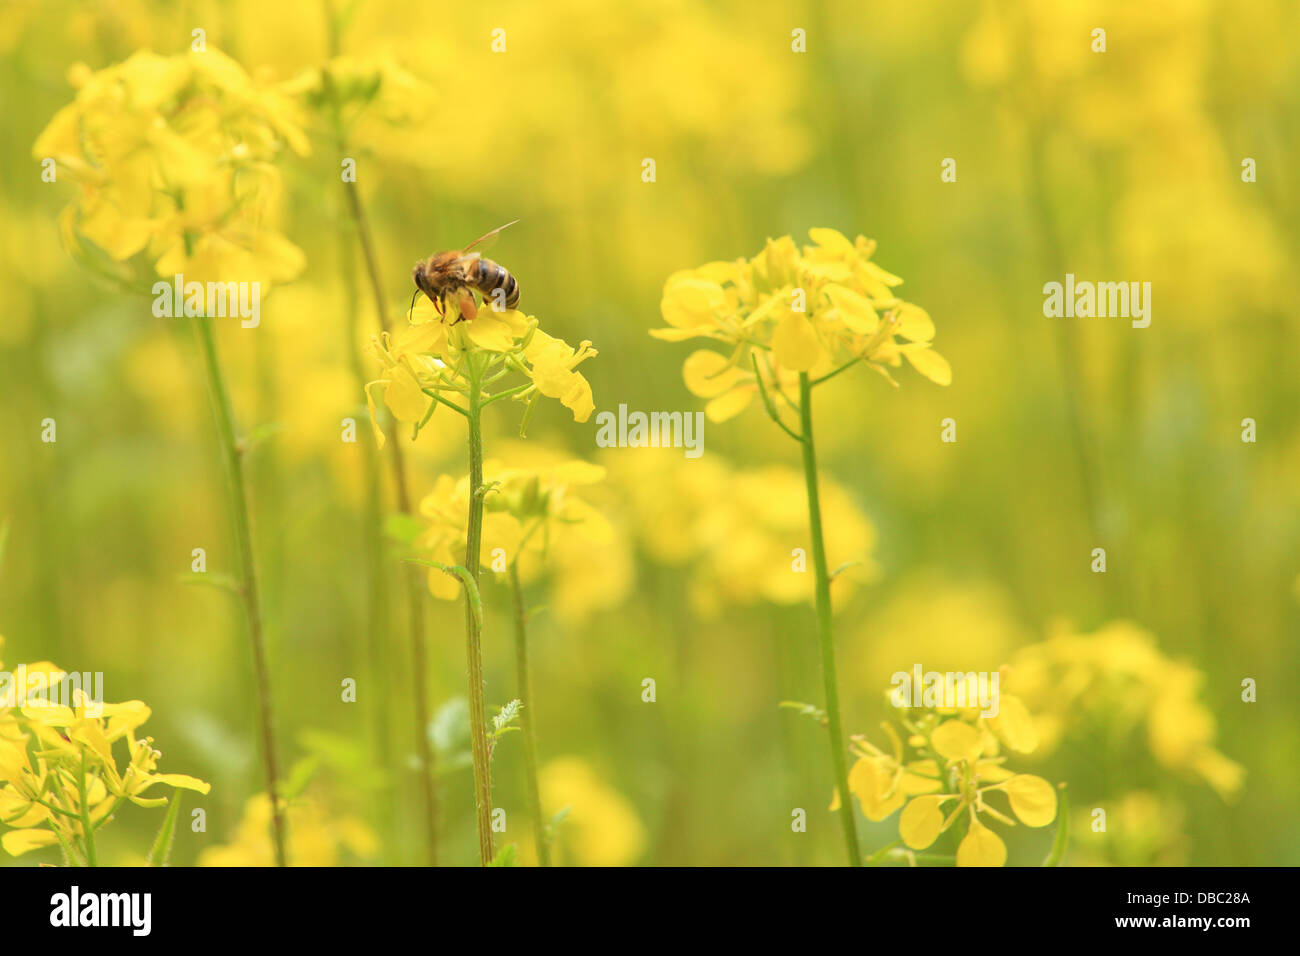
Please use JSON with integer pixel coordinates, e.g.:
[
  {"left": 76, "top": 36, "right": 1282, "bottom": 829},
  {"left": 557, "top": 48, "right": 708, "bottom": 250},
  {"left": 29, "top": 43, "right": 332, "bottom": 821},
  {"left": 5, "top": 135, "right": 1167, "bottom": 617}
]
[
  {"left": 464, "top": 366, "right": 495, "bottom": 865},
  {"left": 78, "top": 750, "right": 97, "bottom": 867},
  {"left": 797, "top": 372, "right": 861, "bottom": 867},
  {"left": 334, "top": 158, "right": 396, "bottom": 864},
  {"left": 326, "top": 73, "right": 439, "bottom": 864},
  {"left": 509, "top": 562, "right": 549, "bottom": 866},
  {"left": 194, "top": 316, "right": 287, "bottom": 867}
]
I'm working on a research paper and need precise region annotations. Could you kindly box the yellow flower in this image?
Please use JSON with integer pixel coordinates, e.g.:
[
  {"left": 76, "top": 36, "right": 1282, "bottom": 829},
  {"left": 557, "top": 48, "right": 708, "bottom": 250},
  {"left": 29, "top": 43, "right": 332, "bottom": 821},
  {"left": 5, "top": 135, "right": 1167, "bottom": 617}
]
[
  {"left": 365, "top": 296, "right": 597, "bottom": 448},
  {"left": 0, "top": 652, "right": 209, "bottom": 861},
  {"left": 417, "top": 454, "right": 623, "bottom": 616},
  {"left": 1008, "top": 620, "right": 1245, "bottom": 800},
  {"left": 539, "top": 756, "right": 646, "bottom": 867},
  {"left": 845, "top": 674, "right": 1060, "bottom": 867},
  {"left": 653, "top": 228, "right": 949, "bottom": 423},
  {"left": 606, "top": 450, "right": 877, "bottom": 616},
  {"left": 33, "top": 48, "right": 308, "bottom": 290},
  {"left": 198, "top": 791, "right": 377, "bottom": 867}
]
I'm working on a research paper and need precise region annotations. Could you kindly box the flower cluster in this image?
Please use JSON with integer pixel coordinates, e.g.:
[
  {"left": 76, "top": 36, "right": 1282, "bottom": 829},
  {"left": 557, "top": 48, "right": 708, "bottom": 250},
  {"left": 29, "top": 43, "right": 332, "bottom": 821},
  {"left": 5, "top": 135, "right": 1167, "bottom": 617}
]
[
  {"left": 285, "top": 54, "right": 433, "bottom": 127},
  {"left": 366, "top": 296, "right": 597, "bottom": 448},
  {"left": 417, "top": 452, "right": 628, "bottom": 620},
  {"left": 32, "top": 48, "right": 308, "bottom": 287},
  {"left": 652, "top": 229, "right": 950, "bottom": 422},
  {"left": 606, "top": 450, "right": 876, "bottom": 616},
  {"left": 841, "top": 676, "right": 1058, "bottom": 867},
  {"left": 198, "top": 790, "right": 377, "bottom": 867},
  {"left": 1007, "top": 620, "right": 1245, "bottom": 800},
  {"left": 0, "top": 637, "right": 210, "bottom": 861}
]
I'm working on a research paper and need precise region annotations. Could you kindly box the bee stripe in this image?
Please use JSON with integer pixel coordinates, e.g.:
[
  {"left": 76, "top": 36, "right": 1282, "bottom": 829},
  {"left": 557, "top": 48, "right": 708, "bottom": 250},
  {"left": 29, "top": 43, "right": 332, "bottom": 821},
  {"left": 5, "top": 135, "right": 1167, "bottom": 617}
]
[{"left": 475, "top": 258, "right": 519, "bottom": 309}]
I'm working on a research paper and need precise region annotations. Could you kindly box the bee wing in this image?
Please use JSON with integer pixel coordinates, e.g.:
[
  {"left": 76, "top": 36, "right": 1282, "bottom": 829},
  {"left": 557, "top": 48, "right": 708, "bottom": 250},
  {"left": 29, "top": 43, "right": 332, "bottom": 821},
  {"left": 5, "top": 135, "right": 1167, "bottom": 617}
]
[{"left": 461, "top": 219, "right": 520, "bottom": 254}]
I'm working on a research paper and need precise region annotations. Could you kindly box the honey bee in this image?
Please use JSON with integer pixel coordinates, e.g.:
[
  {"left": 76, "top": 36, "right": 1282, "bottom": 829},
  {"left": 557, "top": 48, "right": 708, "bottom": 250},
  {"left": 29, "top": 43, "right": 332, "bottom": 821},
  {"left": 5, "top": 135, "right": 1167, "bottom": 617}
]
[{"left": 412, "top": 219, "right": 520, "bottom": 322}]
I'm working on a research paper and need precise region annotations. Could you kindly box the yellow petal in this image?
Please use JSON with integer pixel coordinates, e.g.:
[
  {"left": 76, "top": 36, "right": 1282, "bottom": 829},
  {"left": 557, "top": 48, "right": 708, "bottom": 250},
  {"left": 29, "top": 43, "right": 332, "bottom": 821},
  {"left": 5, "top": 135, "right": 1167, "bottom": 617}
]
[
  {"left": 808, "top": 227, "right": 853, "bottom": 255},
  {"left": 151, "top": 773, "right": 213, "bottom": 795},
  {"left": 956, "top": 820, "right": 1006, "bottom": 867},
  {"left": 2, "top": 828, "right": 58, "bottom": 857},
  {"left": 991, "top": 695, "right": 1039, "bottom": 753},
  {"left": 848, "top": 756, "right": 905, "bottom": 821},
  {"left": 1003, "top": 775, "right": 1057, "bottom": 827},
  {"left": 464, "top": 312, "right": 516, "bottom": 352},
  {"left": 931, "top": 720, "right": 982, "bottom": 764},
  {"left": 704, "top": 387, "right": 753, "bottom": 423},
  {"left": 823, "top": 285, "right": 878, "bottom": 334},
  {"left": 364, "top": 381, "right": 388, "bottom": 450},
  {"left": 661, "top": 279, "right": 725, "bottom": 329},
  {"left": 384, "top": 365, "right": 427, "bottom": 422},
  {"left": 682, "top": 350, "right": 744, "bottom": 398},
  {"left": 894, "top": 303, "right": 935, "bottom": 342},
  {"left": 900, "top": 344, "right": 952, "bottom": 386},
  {"left": 772, "top": 313, "right": 822, "bottom": 371},
  {"left": 899, "top": 795, "right": 946, "bottom": 849}
]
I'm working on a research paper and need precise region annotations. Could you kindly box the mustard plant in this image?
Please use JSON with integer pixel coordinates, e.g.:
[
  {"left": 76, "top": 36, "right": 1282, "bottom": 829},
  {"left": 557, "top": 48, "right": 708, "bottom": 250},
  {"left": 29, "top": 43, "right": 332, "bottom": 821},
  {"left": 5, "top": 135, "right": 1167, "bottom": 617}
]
[
  {"left": 417, "top": 458, "right": 612, "bottom": 865},
  {"left": 0, "top": 643, "right": 211, "bottom": 865},
  {"left": 368, "top": 286, "right": 596, "bottom": 865},
  {"left": 653, "top": 229, "right": 950, "bottom": 865},
  {"left": 824, "top": 675, "right": 1064, "bottom": 867},
  {"left": 292, "top": 24, "right": 441, "bottom": 864},
  {"left": 32, "top": 49, "right": 308, "bottom": 865}
]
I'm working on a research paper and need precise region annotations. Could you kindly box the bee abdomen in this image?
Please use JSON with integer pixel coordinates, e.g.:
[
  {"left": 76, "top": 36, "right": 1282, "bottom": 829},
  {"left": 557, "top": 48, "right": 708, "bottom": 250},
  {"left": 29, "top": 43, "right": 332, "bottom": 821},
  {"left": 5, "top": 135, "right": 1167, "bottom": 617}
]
[{"left": 475, "top": 257, "right": 520, "bottom": 310}]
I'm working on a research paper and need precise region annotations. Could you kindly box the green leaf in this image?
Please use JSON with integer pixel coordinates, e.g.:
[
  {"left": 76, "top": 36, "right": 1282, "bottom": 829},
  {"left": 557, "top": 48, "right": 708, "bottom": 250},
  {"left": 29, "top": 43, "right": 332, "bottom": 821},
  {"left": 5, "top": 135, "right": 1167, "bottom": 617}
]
[
  {"left": 177, "top": 572, "right": 241, "bottom": 594},
  {"left": 146, "top": 794, "right": 184, "bottom": 867},
  {"left": 779, "top": 700, "right": 828, "bottom": 726},
  {"left": 866, "top": 839, "right": 901, "bottom": 867},
  {"left": 1042, "top": 783, "right": 1070, "bottom": 867},
  {"left": 279, "top": 755, "right": 321, "bottom": 802},
  {"left": 430, "top": 697, "right": 470, "bottom": 757},
  {"left": 487, "top": 843, "right": 518, "bottom": 867},
  {"left": 242, "top": 421, "right": 284, "bottom": 454},
  {"left": 492, "top": 699, "right": 523, "bottom": 737},
  {"left": 385, "top": 512, "right": 422, "bottom": 545}
]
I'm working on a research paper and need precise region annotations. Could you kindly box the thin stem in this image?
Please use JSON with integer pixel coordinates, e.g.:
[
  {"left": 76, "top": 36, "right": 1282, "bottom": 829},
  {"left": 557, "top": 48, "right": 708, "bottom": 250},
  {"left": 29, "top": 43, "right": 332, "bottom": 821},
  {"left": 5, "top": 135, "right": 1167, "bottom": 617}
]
[
  {"left": 327, "top": 75, "right": 439, "bottom": 865},
  {"left": 194, "top": 316, "right": 287, "bottom": 867},
  {"left": 77, "top": 751, "right": 97, "bottom": 867},
  {"left": 509, "top": 562, "right": 549, "bottom": 866},
  {"left": 752, "top": 354, "right": 804, "bottom": 442},
  {"left": 464, "top": 366, "right": 495, "bottom": 865},
  {"left": 796, "top": 372, "right": 861, "bottom": 867},
  {"left": 420, "top": 387, "right": 469, "bottom": 417},
  {"left": 334, "top": 157, "right": 396, "bottom": 864}
]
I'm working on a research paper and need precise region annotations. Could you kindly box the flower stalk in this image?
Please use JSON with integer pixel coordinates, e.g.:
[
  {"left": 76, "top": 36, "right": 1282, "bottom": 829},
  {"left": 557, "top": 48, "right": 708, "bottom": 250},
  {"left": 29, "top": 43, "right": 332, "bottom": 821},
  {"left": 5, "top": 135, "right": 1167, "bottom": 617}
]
[
  {"left": 509, "top": 561, "right": 550, "bottom": 866},
  {"left": 464, "top": 363, "right": 495, "bottom": 865},
  {"left": 797, "top": 371, "right": 861, "bottom": 867},
  {"left": 322, "top": 67, "right": 440, "bottom": 866},
  {"left": 194, "top": 316, "right": 287, "bottom": 867}
]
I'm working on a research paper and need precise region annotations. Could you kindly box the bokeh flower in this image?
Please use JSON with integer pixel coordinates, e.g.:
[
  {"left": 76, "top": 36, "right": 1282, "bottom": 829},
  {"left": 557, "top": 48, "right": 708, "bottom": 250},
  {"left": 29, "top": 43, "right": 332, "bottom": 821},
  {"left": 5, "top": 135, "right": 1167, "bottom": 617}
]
[
  {"left": 605, "top": 449, "right": 876, "bottom": 616},
  {"left": 539, "top": 756, "right": 646, "bottom": 867},
  {"left": 1007, "top": 620, "right": 1245, "bottom": 800},
  {"left": 197, "top": 790, "right": 377, "bottom": 867},
  {"left": 33, "top": 48, "right": 309, "bottom": 289}
]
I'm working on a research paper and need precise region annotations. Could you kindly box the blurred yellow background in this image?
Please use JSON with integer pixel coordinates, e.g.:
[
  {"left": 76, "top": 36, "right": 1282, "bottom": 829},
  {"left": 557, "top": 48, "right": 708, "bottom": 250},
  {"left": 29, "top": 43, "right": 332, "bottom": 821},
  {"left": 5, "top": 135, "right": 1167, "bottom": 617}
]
[{"left": 1, "top": 0, "right": 1296, "bottom": 865}]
